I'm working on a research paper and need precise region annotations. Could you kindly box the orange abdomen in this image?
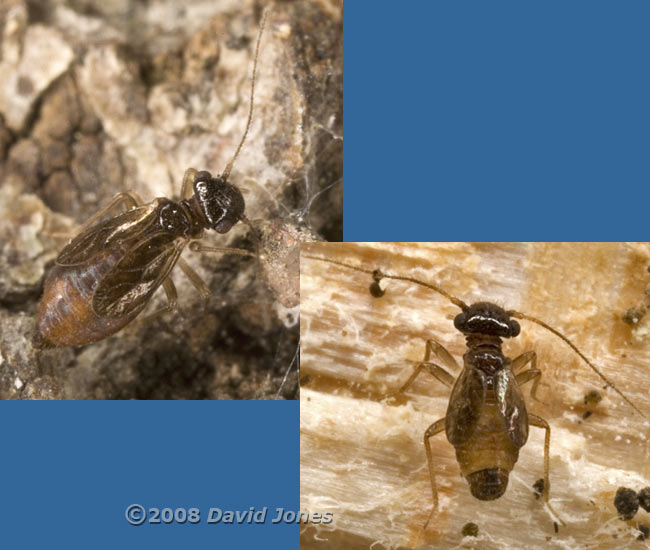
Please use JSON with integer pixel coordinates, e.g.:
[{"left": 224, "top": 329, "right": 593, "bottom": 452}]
[
  {"left": 35, "top": 250, "right": 142, "bottom": 348},
  {"left": 453, "top": 401, "right": 522, "bottom": 500}
]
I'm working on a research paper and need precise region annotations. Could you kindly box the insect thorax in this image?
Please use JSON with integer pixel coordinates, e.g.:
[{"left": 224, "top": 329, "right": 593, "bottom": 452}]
[
  {"left": 464, "top": 341, "right": 509, "bottom": 376},
  {"left": 157, "top": 198, "right": 203, "bottom": 238}
]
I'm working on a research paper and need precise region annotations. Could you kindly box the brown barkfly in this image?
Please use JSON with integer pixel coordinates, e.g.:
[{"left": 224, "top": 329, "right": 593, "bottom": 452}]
[
  {"left": 303, "top": 251, "right": 646, "bottom": 529},
  {"left": 34, "top": 10, "right": 269, "bottom": 349}
]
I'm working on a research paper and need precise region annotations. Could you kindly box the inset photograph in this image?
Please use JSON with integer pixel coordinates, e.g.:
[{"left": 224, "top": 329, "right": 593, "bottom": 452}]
[
  {"left": 300, "top": 242, "right": 650, "bottom": 549},
  {"left": 0, "top": 0, "right": 341, "bottom": 400}
]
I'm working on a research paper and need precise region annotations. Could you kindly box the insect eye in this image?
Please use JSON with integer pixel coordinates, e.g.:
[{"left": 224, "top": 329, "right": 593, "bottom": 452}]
[
  {"left": 509, "top": 320, "right": 520, "bottom": 337},
  {"left": 454, "top": 311, "right": 467, "bottom": 332},
  {"left": 193, "top": 170, "right": 212, "bottom": 183},
  {"left": 214, "top": 218, "right": 236, "bottom": 233}
]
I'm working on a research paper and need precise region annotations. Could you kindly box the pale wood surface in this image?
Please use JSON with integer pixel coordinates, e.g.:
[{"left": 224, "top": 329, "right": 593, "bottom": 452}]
[{"left": 300, "top": 242, "right": 650, "bottom": 550}]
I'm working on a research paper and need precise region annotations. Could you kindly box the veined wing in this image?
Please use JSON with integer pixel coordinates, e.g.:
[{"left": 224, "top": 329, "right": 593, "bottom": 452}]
[
  {"left": 495, "top": 369, "right": 529, "bottom": 448},
  {"left": 446, "top": 367, "right": 529, "bottom": 448},
  {"left": 56, "top": 204, "right": 158, "bottom": 266},
  {"left": 445, "top": 366, "right": 486, "bottom": 446},
  {"left": 93, "top": 233, "right": 187, "bottom": 318}
]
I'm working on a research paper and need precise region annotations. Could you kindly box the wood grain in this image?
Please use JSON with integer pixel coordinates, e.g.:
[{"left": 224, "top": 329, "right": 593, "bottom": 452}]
[{"left": 300, "top": 242, "right": 650, "bottom": 550}]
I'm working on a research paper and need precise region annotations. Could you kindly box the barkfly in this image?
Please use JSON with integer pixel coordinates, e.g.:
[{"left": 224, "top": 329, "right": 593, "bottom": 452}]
[
  {"left": 33, "top": 10, "right": 269, "bottom": 350},
  {"left": 303, "top": 247, "right": 646, "bottom": 530}
]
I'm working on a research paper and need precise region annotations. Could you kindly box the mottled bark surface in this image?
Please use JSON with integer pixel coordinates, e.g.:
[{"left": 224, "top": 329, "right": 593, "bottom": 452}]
[
  {"left": 300, "top": 242, "right": 650, "bottom": 549},
  {"left": 0, "top": 0, "right": 342, "bottom": 399}
]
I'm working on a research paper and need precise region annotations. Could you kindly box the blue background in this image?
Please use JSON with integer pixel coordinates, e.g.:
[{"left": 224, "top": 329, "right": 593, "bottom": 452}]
[
  {"left": 5, "top": 2, "right": 650, "bottom": 549},
  {"left": 1, "top": 402, "right": 297, "bottom": 548},
  {"left": 345, "top": 1, "right": 650, "bottom": 241}
]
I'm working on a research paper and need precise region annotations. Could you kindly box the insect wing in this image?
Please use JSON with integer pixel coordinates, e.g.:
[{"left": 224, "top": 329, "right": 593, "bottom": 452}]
[
  {"left": 445, "top": 366, "right": 486, "bottom": 446},
  {"left": 495, "top": 369, "right": 529, "bottom": 448},
  {"left": 93, "top": 233, "right": 186, "bottom": 318},
  {"left": 56, "top": 205, "right": 157, "bottom": 266}
]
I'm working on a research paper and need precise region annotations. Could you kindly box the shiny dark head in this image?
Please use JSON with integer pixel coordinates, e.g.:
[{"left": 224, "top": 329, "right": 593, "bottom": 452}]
[
  {"left": 454, "top": 302, "right": 520, "bottom": 338},
  {"left": 193, "top": 170, "right": 245, "bottom": 233}
]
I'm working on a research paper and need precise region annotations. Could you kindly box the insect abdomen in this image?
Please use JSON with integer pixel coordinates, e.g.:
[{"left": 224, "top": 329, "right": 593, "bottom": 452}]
[
  {"left": 35, "top": 249, "right": 141, "bottom": 348},
  {"left": 453, "top": 400, "right": 521, "bottom": 500}
]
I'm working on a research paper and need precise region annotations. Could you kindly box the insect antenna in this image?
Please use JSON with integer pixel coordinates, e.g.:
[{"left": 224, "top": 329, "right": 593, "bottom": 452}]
[
  {"left": 222, "top": 6, "right": 269, "bottom": 181},
  {"left": 305, "top": 253, "right": 646, "bottom": 418},
  {"left": 508, "top": 310, "right": 646, "bottom": 419},
  {"left": 303, "top": 255, "right": 469, "bottom": 311}
]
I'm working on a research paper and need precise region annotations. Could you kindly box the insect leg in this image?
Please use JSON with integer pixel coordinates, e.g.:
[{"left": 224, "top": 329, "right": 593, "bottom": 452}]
[
  {"left": 390, "top": 363, "right": 454, "bottom": 400},
  {"left": 528, "top": 413, "right": 565, "bottom": 526},
  {"left": 512, "top": 351, "right": 535, "bottom": 373},
  {"left": 180, "top": 168, "right": 197, "bottom": 199},
  {"left": 177, "top": 257, "right": 212, "bottom": 301},
  {"left": 188, "top": 242, "right": 255, "bottom": 257},
  {"left": 512, "top": 351, "right": 542, "bottom": 401},
  {"left": 423, "top": 417, "right": 446, "bottom": 530},
  {"left": 516, "top": 367, "right": 542, "bottom": 393},
  {"left": 426, "top": 339, "right": 460, "bottom": 372},
  {"left": 389, "top": 339, "right": 457, "bottom": 399},
  {"left": 138, "top": 278, "right": 179, "bottom": 324}
]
